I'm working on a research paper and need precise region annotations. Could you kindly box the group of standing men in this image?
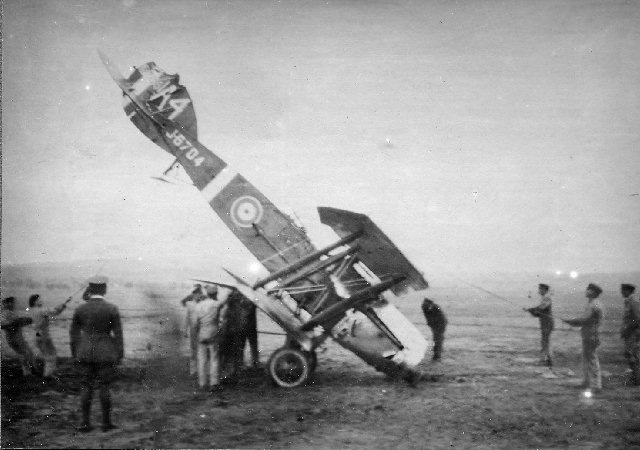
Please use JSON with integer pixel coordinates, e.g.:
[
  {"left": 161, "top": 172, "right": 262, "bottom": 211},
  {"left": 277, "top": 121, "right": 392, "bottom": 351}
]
[
  {"left": 527, "top": 282, "right": 640, "bottom": 390},
  {"left": 1, "top": 276, "right": 124, "bottom": 432},
  {"left": 181, "top": 283, "right": 259, "bottom": 391},
  {"left": 3, "top": 275, "right": 636, "bottom": 433},
  {"left": 1, "top": 294, "right": 70, "bottom": 379}
]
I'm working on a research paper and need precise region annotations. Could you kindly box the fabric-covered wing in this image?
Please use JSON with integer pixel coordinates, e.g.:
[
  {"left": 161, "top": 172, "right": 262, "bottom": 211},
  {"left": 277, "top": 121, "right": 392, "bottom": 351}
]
[{"left": 318, "top": 207, "right": 428, "bottom": 295}]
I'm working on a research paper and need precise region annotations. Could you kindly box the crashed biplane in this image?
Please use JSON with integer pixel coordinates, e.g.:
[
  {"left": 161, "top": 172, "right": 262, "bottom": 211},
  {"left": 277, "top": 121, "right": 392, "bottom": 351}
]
[{"left": 100, "top": 51, "right": 429, "bottom": 387}]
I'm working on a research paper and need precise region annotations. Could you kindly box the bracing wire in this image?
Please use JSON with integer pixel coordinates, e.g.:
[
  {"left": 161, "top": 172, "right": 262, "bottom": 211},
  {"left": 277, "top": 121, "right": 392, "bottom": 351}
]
[{"left": 446, "top": 274, "right": 570, "bottom": 326}]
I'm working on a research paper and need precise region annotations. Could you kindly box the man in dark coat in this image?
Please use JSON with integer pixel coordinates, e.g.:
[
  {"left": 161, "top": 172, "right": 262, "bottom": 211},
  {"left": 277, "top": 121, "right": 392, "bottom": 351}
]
[
  {"left": 620, "top": 283, "right": 640, "bottom": 386},
  {"left": 219, "top": 289, "right": 259, "bottom": 383},
  {"left": 421, "top": 298, "right": 448, "bottom": 361},
  {"left": 70, "top": 276, "right": 123, "bottom": 432}
]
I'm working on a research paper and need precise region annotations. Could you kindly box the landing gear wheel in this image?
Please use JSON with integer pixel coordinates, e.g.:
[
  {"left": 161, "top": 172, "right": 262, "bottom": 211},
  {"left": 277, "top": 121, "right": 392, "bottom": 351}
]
[
  {"left": 267, "top": 347, "right": 311, "bottom": 388},
  {"left": 286, "top": 340, "right": 317, "bottom": 374}
]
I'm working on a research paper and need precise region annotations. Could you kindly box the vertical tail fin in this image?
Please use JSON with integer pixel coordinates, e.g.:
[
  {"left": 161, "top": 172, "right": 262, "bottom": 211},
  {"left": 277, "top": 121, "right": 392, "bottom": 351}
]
[{"left": 100, "top": 52, "right": 316, "bottom": 272}]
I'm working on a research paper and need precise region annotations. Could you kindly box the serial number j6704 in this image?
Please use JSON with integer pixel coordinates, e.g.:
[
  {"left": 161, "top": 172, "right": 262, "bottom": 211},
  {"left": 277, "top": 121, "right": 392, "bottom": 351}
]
[{"left": 165, "top": 129, "right": 204, "bottom": 167}]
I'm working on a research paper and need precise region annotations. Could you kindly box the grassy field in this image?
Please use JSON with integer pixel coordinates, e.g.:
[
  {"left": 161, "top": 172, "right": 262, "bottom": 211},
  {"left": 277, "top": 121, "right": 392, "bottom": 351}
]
[{"left": 2, "top": 261, "right": 639, "bottom": 448}]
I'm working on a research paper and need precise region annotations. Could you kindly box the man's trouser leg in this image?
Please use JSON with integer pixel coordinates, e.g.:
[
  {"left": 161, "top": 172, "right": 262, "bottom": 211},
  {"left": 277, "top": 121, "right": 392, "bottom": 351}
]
[
  {"left": 541, "top": 327, "right": 552, "bottom": 366},
  {"left": 189, "top": 331, "right": 198, "bottom": 376},
  {"left": 582, "top": 340, "right": 601, "bottom": 389},
  {"left": 96, "top": 363, "right": 116, "bottom": 427},
  {"left": 432, "top": 329, "right": 444, "bottom": 360},
  {"left": 98, "top": 381, "right": 112, "bottom": 427},
  {"left": 624, "top": 333, "right": 640, "bottom": 385},
  {"left": 247, "top": 309, "right": 260, "bottom": 367},
  {"left": 37, "top": 338, "right": 58, "bottom": 378},
  {"left": 197, "top": 342, "right": 210, "bottom": 387},
  {"left": 209, "top": 343, "right": 220, "bottom": 386},
  {"left": 80, "top": 363, "right": 95, "bottom": 427},
  {"left": 218, "top": 333, "right": 232, "bottom": 381},
  {"left": 232, "top": 333, "right": 244, "bottom": 377},
  {"left": 8, "top": 335, "right": 34, "bottom": 376}
]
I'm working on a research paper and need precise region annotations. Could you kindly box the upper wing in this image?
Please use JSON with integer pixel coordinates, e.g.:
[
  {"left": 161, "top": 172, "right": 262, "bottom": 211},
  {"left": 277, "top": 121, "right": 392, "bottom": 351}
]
[{"left": 318, "top": 207, "right": 428, "bottom": 295}]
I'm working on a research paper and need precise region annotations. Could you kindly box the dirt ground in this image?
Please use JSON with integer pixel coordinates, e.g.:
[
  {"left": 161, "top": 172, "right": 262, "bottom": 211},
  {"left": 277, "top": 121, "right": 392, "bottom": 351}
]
[{"left": 2, "top": 271, "right": 640, "bottom": 449}]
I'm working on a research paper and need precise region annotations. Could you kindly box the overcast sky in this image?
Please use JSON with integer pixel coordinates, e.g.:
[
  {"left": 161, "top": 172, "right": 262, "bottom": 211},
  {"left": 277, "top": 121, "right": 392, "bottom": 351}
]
[{"left": 2, "top": 0, "right": 639, "bottom": 278}]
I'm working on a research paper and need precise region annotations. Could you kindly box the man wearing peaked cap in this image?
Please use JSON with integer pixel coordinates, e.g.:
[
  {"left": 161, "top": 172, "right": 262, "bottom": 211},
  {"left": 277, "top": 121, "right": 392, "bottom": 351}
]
[
  {"left": 29, "top": 293, "right": 69, "bottom": 379},
  {"left": 421, "top": 298, "right": 448, "bottom": 362},
  {"left": 194, "top": 284, "right": 229, "bottom": 391},
  {"left": 70, "top": 275, "right": 123, "bottom": 432},
  {"left": 564, "top": 283, "right": 604, "bottom": 391},
  {"left": 620, "top": 283, "right": 640, "bottom": 386},
  {"left": 526, "top": 284, "right": 555, "bottom": 367},
  {"left": 181, "top": 284, "right": 205, "bottom": 376}
]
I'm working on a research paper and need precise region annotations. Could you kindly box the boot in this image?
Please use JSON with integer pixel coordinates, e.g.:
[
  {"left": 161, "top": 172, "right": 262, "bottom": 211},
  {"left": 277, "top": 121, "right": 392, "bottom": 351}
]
[
  {"left": 630, "top": 366, "right": 640, "bottom": 386},
  {"left": 102, "top": 423, "right": 118, "bottom": 432},
  {"left": 77, "top": 399, "right": 93, "bottom": 432},
  {"left": 403, "top": 369, "right": 421, "bottom": 387},
  {"left": 100, "top": 392, "right": 117, "bottom": 432}
]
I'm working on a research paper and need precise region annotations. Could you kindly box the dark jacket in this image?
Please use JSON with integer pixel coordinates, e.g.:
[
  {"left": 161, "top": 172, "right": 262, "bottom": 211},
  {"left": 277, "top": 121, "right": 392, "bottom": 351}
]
[
  {"left": 70, "top": 296, "right": 124, "bottom": 363},
  {"left": 527, "top": 294, "right": 555, "bottom": 330},
  {"left": 422, "top": 299, "right": 448, "bottom": 332}
]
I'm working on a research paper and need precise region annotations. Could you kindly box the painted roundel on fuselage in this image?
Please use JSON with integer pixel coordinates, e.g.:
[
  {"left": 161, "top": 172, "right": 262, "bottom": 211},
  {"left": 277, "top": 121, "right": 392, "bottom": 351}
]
[{"left": 230, "top": 195, "right": 264, "bottom": 228}]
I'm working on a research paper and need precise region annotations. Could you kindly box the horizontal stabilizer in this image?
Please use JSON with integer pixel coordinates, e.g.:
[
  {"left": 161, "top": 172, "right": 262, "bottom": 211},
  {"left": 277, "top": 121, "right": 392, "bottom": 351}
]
[
  {"left": 318, "top": 207, "right": 428, "bottom": 295},
  {"left": 151, "top": 160, "right": 193, "bottom": 185}
]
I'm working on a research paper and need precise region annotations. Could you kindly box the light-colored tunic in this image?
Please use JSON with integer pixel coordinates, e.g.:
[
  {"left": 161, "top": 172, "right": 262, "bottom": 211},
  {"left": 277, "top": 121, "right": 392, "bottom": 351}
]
[{"left": 566, "top": 299, "right": 603, "bottom": 389}]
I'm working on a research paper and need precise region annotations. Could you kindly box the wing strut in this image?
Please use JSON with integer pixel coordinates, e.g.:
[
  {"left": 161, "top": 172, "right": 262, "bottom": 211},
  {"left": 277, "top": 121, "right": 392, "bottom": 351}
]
[
  {"left": 299, "top": 274, "right": 406, "bottom": 332},
  {"left": 253, "top": 229, "right": 363, "bottom": 289},
  {"left": 308, "top": 251, "right": 359, "bottom": 313},
  {"left": 252, "top": 223, "right": 292, "bottom": 265},
  {"left": 277, "top": 246, "right": 360, "bottom": 289}
]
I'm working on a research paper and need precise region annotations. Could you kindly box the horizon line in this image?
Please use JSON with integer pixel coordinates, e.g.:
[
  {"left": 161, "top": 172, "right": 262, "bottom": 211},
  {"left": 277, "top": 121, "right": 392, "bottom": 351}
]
[{"left": 2, "top": 257, "right": 639, "bottom": 277}]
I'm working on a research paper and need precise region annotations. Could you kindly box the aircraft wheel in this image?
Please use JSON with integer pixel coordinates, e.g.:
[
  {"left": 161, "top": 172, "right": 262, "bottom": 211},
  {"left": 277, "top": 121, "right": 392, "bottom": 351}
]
[
  {"left": 267, "top": 347, "right": 311, "bottom": 388},
  {"left": 286, "top": 341, "right": 317, "bottom": 373}
]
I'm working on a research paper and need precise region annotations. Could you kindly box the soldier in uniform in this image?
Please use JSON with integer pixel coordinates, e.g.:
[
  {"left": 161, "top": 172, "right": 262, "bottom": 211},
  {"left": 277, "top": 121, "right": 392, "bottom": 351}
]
[
  {"left": 194, "top": 285, "right": 229, "bottom": 390},
  {"left": 564, "top": 283, "right": 604, "bottom": 391},
  {"left": 70, "top": 276, "right": 124, "bottom": 432},
  {"left": 28, "top": 294, "right": 70, "bottom": 379},
  {"left": 182, "top": 284, "right": 204, "bottom": 376},
  {"left": 219, "top": 289, "right": 260, "bottom": 383},
  {"left": 620, "top": 283, "right": 640, "bottom": 386},
  {"left": 1, "top": 297, "right": 35, "bottom": 376},
  {"left": 421, "top": 298, "right": 448, "bottom": 361},
  {"left": 526, "top": 283, "right": 554, "bottom": 367}
]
